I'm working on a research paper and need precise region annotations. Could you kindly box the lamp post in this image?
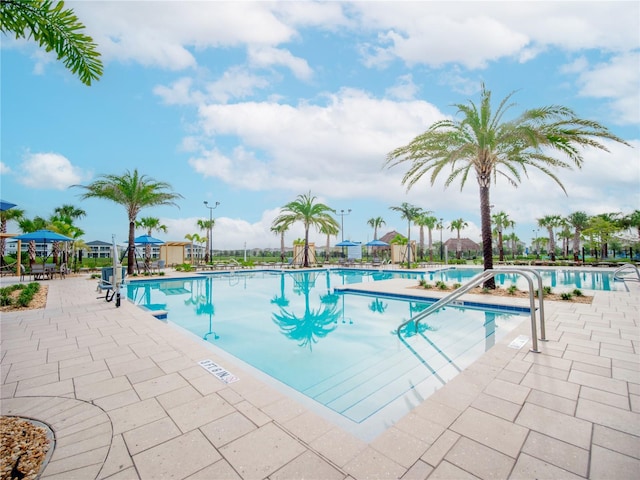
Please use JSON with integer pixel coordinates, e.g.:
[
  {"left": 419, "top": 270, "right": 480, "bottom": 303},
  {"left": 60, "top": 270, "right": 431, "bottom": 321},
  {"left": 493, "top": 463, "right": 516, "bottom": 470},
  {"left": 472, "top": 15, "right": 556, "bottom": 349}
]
[
  {"left": 204, "top": 200, "right": 220, "bottom": 263},
  {"left": 338, "top": 209, "right": 351, "bottom": 258},
  {"left": 439, "top": 218, "right": 444, "bottom": 262},
  {"left": 533, "top": 229, "right": 539, "bottom": 259}
]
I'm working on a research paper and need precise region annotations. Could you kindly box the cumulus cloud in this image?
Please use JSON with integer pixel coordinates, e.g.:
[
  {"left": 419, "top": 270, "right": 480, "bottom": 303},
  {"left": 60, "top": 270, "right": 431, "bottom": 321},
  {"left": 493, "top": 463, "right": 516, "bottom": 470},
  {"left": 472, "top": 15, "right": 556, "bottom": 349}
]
[
  {"left": 189, "top": 88, "right": 444, "bottom": 197},
  {"left": 385, "top": 74, "right": 418, "bottom": 100},
  {"left": 0, "top": 162, "right": 10, "bottom": 175},
  {"left": 17, "top": 152, "right": 87, "bottom": 189},
  {"left": 573, "top": 52, "right": 640, "bottom": 125}
]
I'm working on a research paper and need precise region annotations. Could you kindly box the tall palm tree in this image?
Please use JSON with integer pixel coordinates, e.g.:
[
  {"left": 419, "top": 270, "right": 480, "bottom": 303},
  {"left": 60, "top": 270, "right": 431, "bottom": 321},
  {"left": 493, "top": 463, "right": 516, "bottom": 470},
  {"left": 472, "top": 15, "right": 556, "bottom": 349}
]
[
  {"left": 389, "top": 202, "right": 421, "bottom": 265},
  {"left": 272, "top": 192, "right": 339, "bottom": 268},
  {"left": 18, "top": 216, "right": 47, "bottom": 266},
  {"left": 449, "top": 218, "right": 468, "bottom": 259},
  {"left": 197, "top": 218, "right": 215, "bottom": 263},
  {"left": 386, "top": 84, "right": 629, "bottom": 288},
  {"left": 537, "top": 215, "right": 562, "bottom": 261},
  {"left": 0, "top": 207, "right": 24, "bottom": 265},
  {"left": 620, "top": 210, "right": 640, "bottom": 244},
  {"left": 367, "top": 216, "right": 386, "bottom": 240},
  {"left": 414, "top": 212, "right": 436, "bottom": 260},
  {"left": 136, "top": 216, "right": 168, "bottom": 271},
  {"left": 491, "top": 211, "right": 511, "bottom": 262},
  {"left": 567, "top": 211, "right": 590, "bottom": 262},
  {"left": 74, "top": 169, "right": 182, "bottom": 274},
  {"left": 270, "top": 223, "right": 289, "bottom": 263},
  {"left": 184, "top": 233, "right": 202, "bottom": 264},
  {"left": 319, "top": 223, "right": 339, "bottom": 262},
  {"left": 51, "top": 204, "right": 86, "bottom": 266}
]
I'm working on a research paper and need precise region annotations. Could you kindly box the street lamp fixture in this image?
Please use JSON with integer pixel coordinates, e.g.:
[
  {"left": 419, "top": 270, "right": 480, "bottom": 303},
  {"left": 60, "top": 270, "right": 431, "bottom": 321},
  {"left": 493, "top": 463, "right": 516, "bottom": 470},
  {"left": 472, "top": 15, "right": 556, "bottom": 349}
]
[
  {"left": 439, "top": 218, "right": 444, "bottom": 262},
  {"left": 204, "top": 200, "right": 220, "bottom": 263},
  {"left": 338, "top": 209, "right": 351, "bottom": 258}
]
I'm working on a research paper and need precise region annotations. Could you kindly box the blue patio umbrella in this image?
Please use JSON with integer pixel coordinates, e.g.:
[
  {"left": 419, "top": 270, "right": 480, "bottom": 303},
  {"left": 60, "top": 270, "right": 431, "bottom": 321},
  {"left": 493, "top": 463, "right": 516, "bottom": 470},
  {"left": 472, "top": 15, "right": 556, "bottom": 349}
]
[
  {"left": 366, "top": 239, "right": 389, "bottom": 247},
  {"left": 13, "top": 229, "right": 73, "bottom": 243},
  {"left": 335, "top": 240, "right": 359, "bottom": 247},
  {"left": 0, "top": 199, "right": 17, "bottom": 211},
  {"left": 134, "top": 234, "right": 164, "bottom": 245},
  {"left": 13, "top": 230, "right": 74, "bottom": 267}
]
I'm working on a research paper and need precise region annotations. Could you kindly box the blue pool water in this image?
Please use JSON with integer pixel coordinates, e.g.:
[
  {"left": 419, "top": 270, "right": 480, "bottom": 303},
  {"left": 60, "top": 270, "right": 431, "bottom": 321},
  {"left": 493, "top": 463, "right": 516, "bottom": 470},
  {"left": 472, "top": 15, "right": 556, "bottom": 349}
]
[
  {"left": 428, "top": 267, "right": 626, "bottom": 291},
  {"left": 126, "top": 270, "right": 525, "bottom": 438}
]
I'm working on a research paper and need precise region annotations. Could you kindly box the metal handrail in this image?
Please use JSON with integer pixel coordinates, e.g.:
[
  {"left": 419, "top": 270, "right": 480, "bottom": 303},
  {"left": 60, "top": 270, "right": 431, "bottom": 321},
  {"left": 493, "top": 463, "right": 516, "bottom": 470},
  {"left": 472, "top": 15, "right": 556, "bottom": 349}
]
[
  {"left": 613, "top": 263, "right": 640, "bottom": 281},
  {"left": 397, "top": 268, "right": 547, "bottom": 353}
]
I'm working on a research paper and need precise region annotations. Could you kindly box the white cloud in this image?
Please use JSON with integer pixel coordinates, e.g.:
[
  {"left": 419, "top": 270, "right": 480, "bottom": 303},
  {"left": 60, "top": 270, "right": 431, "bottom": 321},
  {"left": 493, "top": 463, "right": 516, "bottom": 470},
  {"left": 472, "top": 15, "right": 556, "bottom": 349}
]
[
  {"left": 190, "top": 88, "right": 445, "bottom": 197},
  {"left": 247, "top": 46, "right": 313, "bottom": 81},
  {"left": 18, "top": 152, "right": 87, "bottom": 190},
  {"left": 385, "top": 74, "right": 418, "bottom": 100},
  {"left": 573, "top": 52, "right": 640, "bottom": 125},
  {"left": 0, "top": 162, "right": 11, "bottom": 175}
]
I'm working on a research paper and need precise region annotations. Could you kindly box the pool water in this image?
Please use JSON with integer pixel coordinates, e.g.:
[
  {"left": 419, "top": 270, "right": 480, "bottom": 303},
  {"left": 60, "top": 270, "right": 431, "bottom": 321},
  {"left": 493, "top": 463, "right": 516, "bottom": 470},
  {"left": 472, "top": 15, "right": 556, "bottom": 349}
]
[
  {"left": 428, "top": 267, "right": 626, "bottom": 291},
  {"left": 126, "top": 270, "right": 526, "bottom": 439}
]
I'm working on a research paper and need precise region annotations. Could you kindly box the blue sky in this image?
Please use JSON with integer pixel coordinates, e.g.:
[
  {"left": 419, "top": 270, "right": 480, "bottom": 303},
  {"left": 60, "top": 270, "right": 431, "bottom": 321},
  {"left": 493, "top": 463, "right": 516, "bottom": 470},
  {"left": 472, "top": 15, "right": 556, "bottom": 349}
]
[{"left": 2, "top": 1, "right": 639, "bottom": 251}]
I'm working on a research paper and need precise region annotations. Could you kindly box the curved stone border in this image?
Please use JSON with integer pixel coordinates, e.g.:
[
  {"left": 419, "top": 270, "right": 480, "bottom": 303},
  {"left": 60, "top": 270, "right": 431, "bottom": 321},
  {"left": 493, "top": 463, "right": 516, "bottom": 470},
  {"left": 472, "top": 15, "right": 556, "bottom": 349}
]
[{"left": 1, "top": 397, "right": 112, "bottom": 479}]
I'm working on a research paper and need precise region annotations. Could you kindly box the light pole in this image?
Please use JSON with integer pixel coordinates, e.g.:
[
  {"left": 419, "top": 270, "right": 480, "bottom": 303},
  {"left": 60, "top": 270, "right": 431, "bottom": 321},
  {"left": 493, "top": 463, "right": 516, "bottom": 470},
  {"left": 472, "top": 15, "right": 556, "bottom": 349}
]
[
  {"left": 204, "top": 200, "right": 220, "bottom": 263},
  {"left": 439, "top": 218, "right": 444, "bottom": 262},
  {"left": 533, "top": 229, "right": 539, "bottom": 259},
  {"left": 338, "top": 209, "right": 351, "bottom": 258}
]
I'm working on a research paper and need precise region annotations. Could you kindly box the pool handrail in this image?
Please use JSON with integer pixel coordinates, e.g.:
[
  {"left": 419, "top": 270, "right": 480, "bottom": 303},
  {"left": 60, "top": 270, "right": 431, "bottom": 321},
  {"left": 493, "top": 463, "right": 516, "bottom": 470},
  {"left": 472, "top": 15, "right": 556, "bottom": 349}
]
[
  {"left": 613, "top": 263, "right": 640, "bottom": 281},
  {"left": 397, "top": 268, "right": 547, "bottom": 353}
]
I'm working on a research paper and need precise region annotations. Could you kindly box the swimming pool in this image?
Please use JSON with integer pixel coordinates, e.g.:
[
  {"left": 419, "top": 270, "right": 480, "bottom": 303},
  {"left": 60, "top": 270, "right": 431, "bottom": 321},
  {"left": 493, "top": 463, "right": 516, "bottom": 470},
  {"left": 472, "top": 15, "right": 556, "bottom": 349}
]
[
  {"left": 126, "top": 270, "right": 526, "bottom": 439},
  {"left": 427, "top": 267, "right": 626, "bottom": 292}
]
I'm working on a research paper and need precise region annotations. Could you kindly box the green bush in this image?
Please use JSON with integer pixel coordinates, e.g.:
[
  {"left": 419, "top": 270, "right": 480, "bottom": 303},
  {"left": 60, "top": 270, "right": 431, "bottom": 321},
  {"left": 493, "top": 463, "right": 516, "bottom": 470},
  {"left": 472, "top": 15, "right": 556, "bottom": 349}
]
[
  {"left": 560, "top": 292, "right": 573, "bottom": 301},
  {"left": 507, "top": 285, "right": 518, "bottom": 295},
  {"left": 573, "top": 288, "right": 583, "bottom": 297}
]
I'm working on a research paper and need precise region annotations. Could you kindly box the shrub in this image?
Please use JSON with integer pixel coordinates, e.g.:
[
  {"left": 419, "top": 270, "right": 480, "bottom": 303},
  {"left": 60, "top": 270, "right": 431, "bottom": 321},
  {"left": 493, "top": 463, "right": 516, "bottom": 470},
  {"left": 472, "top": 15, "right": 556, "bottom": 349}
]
[
  {"left": 453, "top": 283, "right": 462, "bottom": 289},
  {"left": 560, "top": 292, "right": 573, "bottom": 301},
  {"left": 481, "top": 287, "right": 490, "bottom": 294},
  {"left": 435, "top": 280, "right": 448, "bottom": 290},
  {"left": 573, "top": 288, "right": 583, "bottom": 297},
  {"left": 507, "top": 285, "right": 518, "bottom": 295},
  {"left": 544, "top": 286, "right": 553, "bottom": 295}
]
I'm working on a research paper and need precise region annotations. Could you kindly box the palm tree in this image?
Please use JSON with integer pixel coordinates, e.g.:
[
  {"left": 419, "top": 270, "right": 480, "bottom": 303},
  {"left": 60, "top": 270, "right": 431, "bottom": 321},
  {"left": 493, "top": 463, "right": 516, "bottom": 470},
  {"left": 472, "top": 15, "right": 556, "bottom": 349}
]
[
  {"left": 74, "top": 169, "right": 182, "bottom": 274},
  {"left": 386, "top": 84, "right": 629, "bottom": 288},
  {"left": 1, "top": 0, "right": 103, "bottom": 85},
  {"left": 415, "top": 212, "right": 437, "bottom": 260},
  {"left": 367, "top": 217, "right": 386, "bottom": 241},
  {"left": 18, "top": 216, "right": 47, "bottom": 266},
  {"left": 184, "top": 233, "right": 202, "bottom": 264},
  {"left": 449, "top": 218, "right": 468, "bottom": 259},
  {"left": 270, "top": 223, "right": 289, "bottom": 263},
  {"left": 136, "top": 216, "right": 168, "bottom": 271},
  {"left": 567, "top": 211, "right": 590, "bottom": 262},
  {"left": 272, "top": 192, "right": 339, "bottom": 268},
  {"left": 51, "top": 204, "right": 86, "bottom": 266},
  {"left": 620, "top": 210, "right": 640, "bottom": 245},
  {"left": 389, "top": 203, "right": 421, "bottom": 265},
  {"left": 0, "top": 207, "right": 24, "bottom": 265},
  {"left": 491, "top": 211, "right": 511, "bottom": 262},
  {"left": 537, "top": 215, "right": 562, "bottom": 261},
  {"left": 319, "top": 223, "right": 339, "bottom": 262},
  {"left": 196, "top": 218, "right": 215, "bottom": 263}
]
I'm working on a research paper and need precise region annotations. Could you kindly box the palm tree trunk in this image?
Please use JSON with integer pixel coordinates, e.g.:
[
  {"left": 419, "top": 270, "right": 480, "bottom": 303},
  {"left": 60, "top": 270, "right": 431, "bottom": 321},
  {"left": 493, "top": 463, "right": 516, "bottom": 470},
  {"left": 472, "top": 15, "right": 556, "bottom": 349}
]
[
  {"left": 479, "top": 184, "right": 495, "bottom": 288},
  {"left": 498, "top": 230, "right": 504, "bottom": 262},
  {"left": 303, "top": 226, "right": 310, "bottom": 267},
  {"left": 419, "top": 226, "right": 424, "bottom": 260},
  {"left": 128, "top": 220, "right": 135, "bottom": 275},
  {"left": 428, "top": 228, "right": 433, "bottom": 261}
]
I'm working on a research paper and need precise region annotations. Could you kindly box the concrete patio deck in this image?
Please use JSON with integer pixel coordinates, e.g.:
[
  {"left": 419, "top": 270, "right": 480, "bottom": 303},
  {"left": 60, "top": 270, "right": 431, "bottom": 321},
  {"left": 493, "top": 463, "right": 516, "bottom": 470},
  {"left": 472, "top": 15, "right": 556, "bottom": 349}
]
[{"left": 1, "top": 268, "right": 639, "bottom": 479}]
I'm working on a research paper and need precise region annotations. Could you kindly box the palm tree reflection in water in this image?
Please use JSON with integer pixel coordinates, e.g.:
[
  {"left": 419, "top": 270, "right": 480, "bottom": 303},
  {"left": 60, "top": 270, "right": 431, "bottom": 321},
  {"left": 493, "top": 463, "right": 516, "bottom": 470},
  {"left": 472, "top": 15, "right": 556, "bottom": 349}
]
[{"left": 272, "top": 271, "right": 341, "bottom": 351}]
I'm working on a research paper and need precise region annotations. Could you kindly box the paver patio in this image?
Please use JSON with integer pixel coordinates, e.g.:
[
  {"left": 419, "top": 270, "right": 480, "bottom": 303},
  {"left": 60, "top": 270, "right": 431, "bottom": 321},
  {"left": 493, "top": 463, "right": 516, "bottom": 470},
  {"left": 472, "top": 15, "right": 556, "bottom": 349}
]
[{"left": 1, "top": 268, "right": 638, "bottom": 479}]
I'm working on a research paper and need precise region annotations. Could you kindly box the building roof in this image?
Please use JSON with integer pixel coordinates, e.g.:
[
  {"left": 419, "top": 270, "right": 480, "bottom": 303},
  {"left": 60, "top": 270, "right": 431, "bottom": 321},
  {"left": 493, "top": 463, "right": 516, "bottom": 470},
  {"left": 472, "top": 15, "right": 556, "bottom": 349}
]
[
  {"left": 86, "top": 240, "right": 112, "bottom": 246},
  {"left": 444, "top": 237, "right": 481, "bottom": 250}
]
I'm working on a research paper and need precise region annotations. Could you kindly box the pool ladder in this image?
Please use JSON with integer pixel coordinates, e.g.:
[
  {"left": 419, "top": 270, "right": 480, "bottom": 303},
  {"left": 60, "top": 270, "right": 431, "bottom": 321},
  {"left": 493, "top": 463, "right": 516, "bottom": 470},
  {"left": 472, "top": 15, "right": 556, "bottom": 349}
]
[
  {"left": 397, "top": 268, "right": 547, "bottom": 353},
  {"left": 613, "top": 263, "right": 640, "bottom": 281}
]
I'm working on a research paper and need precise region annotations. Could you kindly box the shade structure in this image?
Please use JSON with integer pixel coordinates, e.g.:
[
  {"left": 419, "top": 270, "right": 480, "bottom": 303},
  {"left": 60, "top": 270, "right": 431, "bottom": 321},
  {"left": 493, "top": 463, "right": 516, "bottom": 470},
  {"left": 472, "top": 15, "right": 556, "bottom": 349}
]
[
  {"left": 134, "top": 234, "right": 164, "bottom": 245},
  {"left": 13, "top": 229, "right": 73, "bottom": 243},
  {"left": 0, "top": 199, "right": 17, "bottom": 211},
  {"left": 366, "top": 239, "right": 389, "bottom": 247},
  {"left": 335, "top": 240, "right": 359, "bottom": 247}
]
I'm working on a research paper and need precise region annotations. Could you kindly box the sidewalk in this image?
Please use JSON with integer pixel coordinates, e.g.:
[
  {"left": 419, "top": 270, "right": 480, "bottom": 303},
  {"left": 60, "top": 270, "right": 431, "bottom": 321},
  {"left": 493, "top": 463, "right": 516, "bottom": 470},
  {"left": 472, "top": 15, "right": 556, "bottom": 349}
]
[{"left": 1, "top": 271, "right": 639, "bottom": 479}]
